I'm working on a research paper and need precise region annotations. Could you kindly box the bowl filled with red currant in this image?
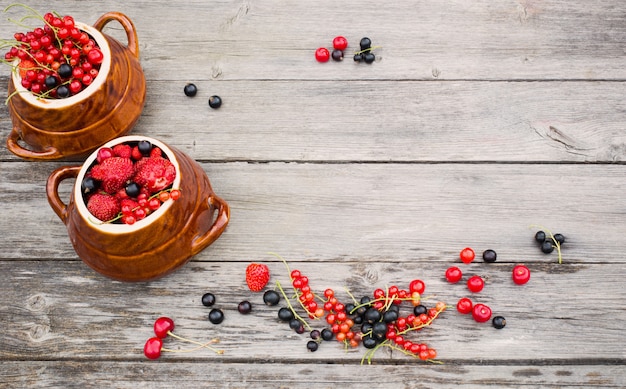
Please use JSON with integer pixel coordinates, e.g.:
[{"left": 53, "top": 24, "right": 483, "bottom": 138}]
[
  {"left": 46, "top": 136, "right": 231, "bottom": 282},
  {"left": 2, "top": 6, "right": 146, "bottom": 160}
]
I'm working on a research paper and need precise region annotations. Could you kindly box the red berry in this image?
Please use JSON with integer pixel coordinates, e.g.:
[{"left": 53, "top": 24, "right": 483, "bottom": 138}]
[
  {"left": 408, "top": 279, "right": 425, "bottom": 295},
  {"left": 512, "top": 264, "right": 531, "bottom": 285},
  {"left": 245, "top": 263, "right": 270, "bottom": 292},
  {"left": 153, "top": 317, "right": 174, "bottom": 338},
  {"left": 467, "top": 275, "right": 485, "bottom": 293},
  {"left": 87, "top": 48, "right": 104, "bottom": 64},
  {"left": 456, "top": 297, "right": 473, "bottom": 314},
  {"left": 445, "top": 266, "right": 463, "bottom": 283},
  {"left": 144, "top": 337, "right": 163, "bottom": 359},
  {"left": 460, "top": 247, "right": 475, "bottom": 264},
  {"left": 472, "top": 303, "right": 492, "bottom": 323},
  {"left": 332, "top": 36, "right": 348, "bottom": 50},
  {"left": 170, "top": 189, "right": 181, "bottom": 200},
  {"left": 148, "top": 197, "right": 161, "bottom": 211},
  {"left": 315, "top": 47, "right": 330, "bottom": 62}
]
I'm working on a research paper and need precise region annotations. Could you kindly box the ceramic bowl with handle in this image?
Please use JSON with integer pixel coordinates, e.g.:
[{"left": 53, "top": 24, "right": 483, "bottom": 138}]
[{"left": 46, "top": 136, "right": 230, "bottom": 281}]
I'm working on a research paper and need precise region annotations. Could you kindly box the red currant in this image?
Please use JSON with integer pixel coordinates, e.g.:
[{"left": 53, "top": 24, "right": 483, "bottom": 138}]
[
  {"left": 472, "top": 303, "right": 492, "bottom": 323},
  {"left": 445, "top": 266, "right": 463, "bottom": 283},
  {"left": 170, "top": 189, "right": 181, "bottom": 200},
  {"left": 512, "top": 264, "right": 531, "bottom": 285},
  {"left": 408, "top": 279, "right": 426, "bottom": 294},
  {"left": 460, "top": 247, "right": 475, "bottom": 264},
  {"left": 467, "top": 275, "right": 485, "bottom": 293},
  {"left": 315, "top": 47, "right": 330, "bottom": 62},
  {"left": 332, "top": 36, "right": 348, "bottom": 50},
  {"left": 456, "top": 297, "right": 473, "bottom": 314}
]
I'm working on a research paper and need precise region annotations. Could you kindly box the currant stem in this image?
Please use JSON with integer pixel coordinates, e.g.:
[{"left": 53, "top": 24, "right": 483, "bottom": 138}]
[
  {"left": 530, "top": 224, "right": 564, "bottom": 264},
  {"left": 275, "top": 281, "right": 312, "bottom": 332}
]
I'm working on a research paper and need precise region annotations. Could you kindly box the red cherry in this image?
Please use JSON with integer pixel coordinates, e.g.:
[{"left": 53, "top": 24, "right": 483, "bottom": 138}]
[
  {"left": 456, "top": 297, "right": 473, "bottom": 314},
  {"left": 96, "top": 147, "right": 113, "bottom": 163},
  {"left": 315, "top": 47, "right": 330, "bottom": 62},
  {"left": 460, "top": 247, "right": 475, "bottom": 264},
  {"left": 472, "top": 303, "right": 492, "bottom": 323},
  {"left": 512, "top": 264, "right": 531, "bottom": 285},
  {"left": 144, "top": 337, "right": 163, "bottom": 359},
  {"left": 445, "top": 266, "right": 462, "bottom": 283},
  {"left": 153, "top": 317, "right": 175, "bottom": 339},
  {"left": 467, "top": 275, "right": 485, "bottom": 293},
  {"left": 332, "top": 36, "right": 348, "bottom": 50},
  {"left": 408, "top": 279, "right": 425, "bottom": 295}
]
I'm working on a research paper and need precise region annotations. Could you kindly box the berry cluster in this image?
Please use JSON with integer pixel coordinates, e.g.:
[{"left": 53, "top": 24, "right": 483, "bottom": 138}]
[
  {"left": 534, "top": 229, "right": 566, "bottom": 263},
  {"left": 2, "top": 6, "right": 104, "bottom": 99},
  {"left": 143, "top": 317, "right": 223, "bottom": 360},
  {"left": 314, "top": 36, "right": 378, "bottom": 64},
  {"left": 445, "top": 247, "right": 531, "bottom": 329},
  {"left": 183, "top": 82, "right": 222, "bottom": 109},
  {"left": 82, "top": 140, "right": 179, "bottom": 224}
]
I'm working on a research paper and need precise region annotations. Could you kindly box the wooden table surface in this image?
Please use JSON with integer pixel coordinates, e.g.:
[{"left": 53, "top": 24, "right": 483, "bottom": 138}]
[{"left": 1, "top": 1, "right": 625, "bottom": 388}]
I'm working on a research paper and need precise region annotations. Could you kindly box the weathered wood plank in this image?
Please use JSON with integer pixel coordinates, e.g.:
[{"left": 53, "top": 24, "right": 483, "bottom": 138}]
[
  {"left": 2, "top": 78, "right": 624, "bottom": 162},
  {"left": 1, "top": 261, "right": 625, "bottom": 362},
  {"left": 2, "top": 361, "right": 625, "bottom": 388},
  {"left": 0, "top": 162, "right": 624, "bottom": 263},
  {"left": 1, "top": 0, "right": 624, "bottom": 81}
]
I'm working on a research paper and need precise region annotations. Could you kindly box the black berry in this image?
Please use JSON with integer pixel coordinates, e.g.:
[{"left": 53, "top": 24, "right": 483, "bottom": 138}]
[
  {"left": 353, "top": 53, "right": 363, "bottom": 62},
  {"left": 535, "top": 230, "right": 546, "bottom": 243},
  {"left": 278, "top": 307, "right": 294, "bottom": 322},
  {"left": 238, "top": 300, "right": 252, "bottom": 314},
  {"left": 183, "top": 83, "right": 198, "bottom": 97},
  {"left": 289, "top": 318, "right": 302, "bottom": 330},
  {"left": 81, "top": 177, "right": 98, "bottom": 194},
  {"left": 413, "top": 304, "right": 428, "bottom": 316},
  {"left": 383, "top": 309, "right": 399, "bottom": 323},
  {"left": 306, "top": 340, "right": 319, "bottom": 352},
  {"left": 363, "top": 52, "right": 375, "bottom": 64},
  {"left": 208, "top": 95, "right": 222, "bottom": 109},
  {"left": 263, "top": 290, "right": 280, "bottom": 306},
  {"left": 553, "top": 233, "right": 565, "bottom": 245},
  {"left": 56, "top": 85, "right": 70, "bottom": 98},
  {"left": 492, "top": 315, "right": 506, "bottom": 329},
  {"left": 482, "top": 249, "right": 497, "bottom": 263},
  {"left": 364, "top": 307, "right": 381, "bottom": 324},
  {"left": 208, "top": 308, "right": 224, "bottom": 324},
  {"left": 310, "top": 330, "right": 321, "bottom": 340},
  {"left": 58, "top": 63, "right": 72, "bottom": 79},
  {"left": 321, "top": 328, "right": 334, "bottom": 341},
  {"left": 360, "top": 37, "right": 372, "bottom": 50},
  {"left": 125, "top": 182, "right": 141, "bottom": 198},
  {"left": 331, "top": 49, "right": 343, "bottom": 61},
  {"left": 138, "top": 140, "right": 152, "bottom": 156},
  {"left": 362, "top": 335, "right": 377, "bottom": 349},
  {"left": 201, "top": 292, "right": 216, "bottom": 307},
  {"left": 45, "top": 75, "right": 58, "bottom": 89},
  {"left": 372, "top": 322, "right": 387, "bottom": 340},
  {"left": 541, "top": 240, "right": 555, "bottom": 254}
]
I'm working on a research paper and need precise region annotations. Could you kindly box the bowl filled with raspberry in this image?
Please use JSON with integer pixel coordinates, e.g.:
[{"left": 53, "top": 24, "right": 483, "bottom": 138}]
[
  {"left": 4, "top": 10, "right": 146, "bottom": 160},
  {"left": 46, "top": 136, "right": 230, "bottom": 281}
]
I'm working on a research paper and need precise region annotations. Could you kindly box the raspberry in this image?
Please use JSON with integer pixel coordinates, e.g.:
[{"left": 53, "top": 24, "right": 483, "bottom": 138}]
[
  {"left": 133, "top": 157, "right": 176, "bottom": 193},
  {"left": 90, "top": 157, "right": 135, "bottom": 194},
  {"left": 245, "top": 263, "right": 270, "bottom": 292},
  {"left": 86, "top": 193, "right": 120, "bottom": 221}
]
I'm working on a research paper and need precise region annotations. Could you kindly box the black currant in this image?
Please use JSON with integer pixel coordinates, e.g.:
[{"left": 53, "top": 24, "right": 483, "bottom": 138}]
[
  {"left": 56, "top": 85, "right": 70, "bottom": 98},
  {"left": 362, "top": 335, "right": 378, "bottom": 349},
  {"left": 58, "top": 63, "right": 72, "bottom": 79},
  {"left": 372, "top": 322, "right": 387, "bottom": 340},
  {"left": 359, "top": 296, "right": 371, "bottom": 306},
  {"left": 345, "top": 303, "right": 356, "bottom": 315},
  {"left": 321, "top": 328, "right": 334, "bottom": 341},
  {"left": 208, "top": 95, "right": 222, "bottom": 109},
  {"left": 208, "top": 308, "right": 224, "bottom": 324},
  {"left": 535, "top": 230, "right": 546, "bottom": 243},
  {"left": 263, "top": 290, "right": 280, "bottom": 306},
  {"left": 125, "top": 182, "right": 141, "bottom": 198},
  {"left": 363, "top": 52, "right": 376, "bottom": 64},
  {"left": 541, "top": 240, "right": 555, "bottom": 254},
  {"left": 360, "top": 322, "right": 373, "bottom": 334},
  {"left": 413, "top": 304, "right": 428, "bottom": 316},
  {"left": 553, "top": 233, "right": 565, "bottom": 245},
  {"left": 364, "top": 308, "right": 381, "bottom": 324},
  {"left": 45, "top": 75, "right": 58, "bottom": 89},
  {"left": 183, "top": 83, "right": 198, "bottom": 97},
  {"left": 278, "top": 307, "right": 294, "bottom": 322},
  {"left": 201, "top": 292, "right": 216, "bottom": 307},
  {"left": 306, "top": 340, "right": 319, "bottom": 352},
  {"left": 289, "top": 318, "right": 302, "bottom": 330},
  {"left": 383, "top": 310, "right": 399, "bottom": 323},
  {"left": 331, "top": 49, "right": 343, "bottom": 61},
  {"left": 360, "top": 37, "right": 372, "bottom": 50},
  {"left": 492, "top": 316, "right": 506, "bottom": 329},
  {"left": 353, "top": 53, "right": 363, "bottom": 62},
  {"left": 353, "top": 315, "right": 363, "bottom": 325},
  {"left": 355, "top": 306, "right": 367, "bottom": 317},
  {"left": 81, "top": 177, "right": 98, "bottom": 194},
  {"left": 310, "top": 330, "right": 321, "bottom": 340},
  {"left": 238, "top": 300, "right": 252, "bottom": 314},
  {"left": 483, "top": 249, "right": 497, "bottom": 263},
  {"left": 137, "top": 140, "right": 152, "bottom": 156}
]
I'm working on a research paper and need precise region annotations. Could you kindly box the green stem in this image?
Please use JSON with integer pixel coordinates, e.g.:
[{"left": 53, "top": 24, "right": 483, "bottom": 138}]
[{"left": 275, "top": 281, "right": 312, "bottom": 332}]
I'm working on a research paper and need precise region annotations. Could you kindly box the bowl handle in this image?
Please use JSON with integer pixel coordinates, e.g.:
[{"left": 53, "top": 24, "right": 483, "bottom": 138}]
[
  {"left": 93, "top": 12, "right": 140, "bottom": 58},
  {"left": 46, "top": 166, "right": 81, "bottom": 224},
  {"left": 191, "top": 193, "right": 231, "bottom": 256},
  {"left": 6, "top": 127, "right": 60, "bottom": 160}
]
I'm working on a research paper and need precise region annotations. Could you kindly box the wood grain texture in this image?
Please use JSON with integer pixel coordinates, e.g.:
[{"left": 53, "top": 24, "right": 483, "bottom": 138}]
[{"left": 0, "top": 0, "right": 624, "bottom": 387}]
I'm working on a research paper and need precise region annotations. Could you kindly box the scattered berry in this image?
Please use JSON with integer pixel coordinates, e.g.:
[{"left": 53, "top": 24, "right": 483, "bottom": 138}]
[
  {"left": 306, "top": 340, "right": 319, "bottom": 352},
  {"left": 315, "top": 47, "right": 330, "bottom": 62},
  {"left": 153, "top": 317, "right": 175, "bottom": 339},
  {"left": 534, "top": 230, "right": 546, "bottom": 243},
  {"left": 332, "top": 36, "right": 348, "bottom": 50},
  {"left": 143, "top": 337, "right": 163, "bottom": 360},
  {"left": 445, "top": 266, "right": 463, "bottom": 283},
  {"left": 467, "top": 275, "right": 485, "bottom": 293},
  {"left": 492, "top": 316, "right": 506, "bottom": 329},
  {"left": 331, "top": 49, "right": 343, "bottom": 61},
  {"left": 456, "top": 297, "right": 473, "bottom": 314},
  {"left": 482, "top": 249, "right": 497, "bottom": 263},
  {"left": 359, "top": 37, "right": 372, "bottom": 50},
  {"left": 201, "top": 292, "right": 216, "bottom": 307},
  {"left": 208, "top": 95, "right": 222, "bottom": 109},
  {"left": 472, "top": 303, "right": 492, "bottom": 323},
  {"left": 208, "top": 308, "right": 225, "bottom": 324},
  {"left": 184, "top": 83, "right": 198, "bottom": 97},
  {"left": 238, "top": 300, "right": 252, "bottom": 314},
  {"left": 278, "top": 307, "right": 294, "bottom": 322},
  {"left": 541, "top": 240, "right": 554, "bottom": 254},
  {"left": 245, "top": 263, "right": 270, "bottom": 292},
  {"left": 460, "top": 247, "right": 475, "bottom": 264},
  {"left": 553, "top": 234, "right": 565, "bottom": 245},
  {"left": 263, "top": 290, "right": 280, "bottom": 306},
  {"left": 512, "top": 265, "right": 530, "bottom": 285}
]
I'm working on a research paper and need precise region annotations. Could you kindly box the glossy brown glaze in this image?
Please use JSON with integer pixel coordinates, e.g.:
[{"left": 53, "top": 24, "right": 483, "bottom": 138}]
[
  {"left": 46, "top": 136, "right": 230, "bottom": 282},
  {"left": 6, "top": 12, "right": 146, "bottom": 160}
]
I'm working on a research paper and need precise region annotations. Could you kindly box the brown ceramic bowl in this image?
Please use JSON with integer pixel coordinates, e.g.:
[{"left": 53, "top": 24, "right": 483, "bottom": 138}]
[
  {"left": 46, "top": 136, "right": 230, "bottom": 281},
  {"left": 6, "top": 12, "right": 146, "bottom": 160}
]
